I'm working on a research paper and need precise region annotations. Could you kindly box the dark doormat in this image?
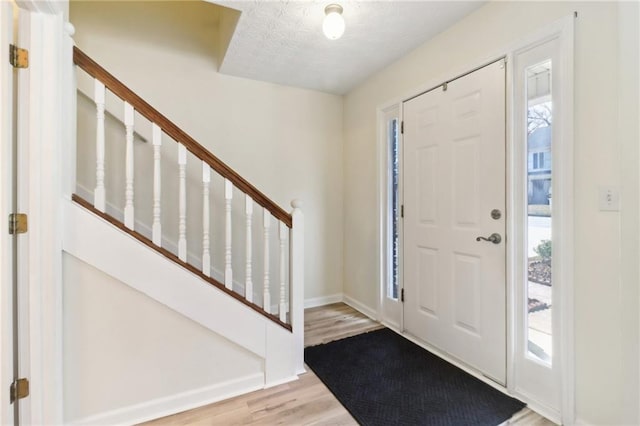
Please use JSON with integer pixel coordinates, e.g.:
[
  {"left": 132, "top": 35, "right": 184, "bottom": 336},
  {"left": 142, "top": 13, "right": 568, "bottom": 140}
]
[{"left": 304, "top": 328, "right": 525, "bottom": 426}]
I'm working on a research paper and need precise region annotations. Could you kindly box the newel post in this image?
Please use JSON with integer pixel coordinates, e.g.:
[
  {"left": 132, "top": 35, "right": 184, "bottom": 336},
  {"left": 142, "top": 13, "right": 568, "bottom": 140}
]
[{"left": 290, "top": 199, "right": 304, "bottom": 374}]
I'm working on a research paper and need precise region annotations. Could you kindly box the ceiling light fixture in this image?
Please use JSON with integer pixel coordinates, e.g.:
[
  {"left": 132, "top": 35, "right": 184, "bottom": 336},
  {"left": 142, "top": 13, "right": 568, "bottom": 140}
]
[{"left": 323, "top": 4, "right": 345, "bottom": 40}]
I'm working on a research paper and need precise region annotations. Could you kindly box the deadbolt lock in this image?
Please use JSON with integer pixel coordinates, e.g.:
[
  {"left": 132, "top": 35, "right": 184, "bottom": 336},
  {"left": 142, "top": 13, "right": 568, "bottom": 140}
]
[{"left": 491, "top": 209, "right": 501, "bottom": 220}]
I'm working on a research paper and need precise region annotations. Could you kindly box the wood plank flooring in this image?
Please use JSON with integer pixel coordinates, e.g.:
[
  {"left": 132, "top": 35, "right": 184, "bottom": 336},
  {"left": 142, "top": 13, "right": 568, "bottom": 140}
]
[
  {"left": 304, "top": 302, "right": 384, "bottom": 347},
  {"left": 142, "top": 303, "right": 555, "bottom": 426}
]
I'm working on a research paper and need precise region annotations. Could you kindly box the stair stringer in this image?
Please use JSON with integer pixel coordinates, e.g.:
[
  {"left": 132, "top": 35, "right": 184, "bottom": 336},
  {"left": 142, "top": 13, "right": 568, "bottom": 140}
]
[{"left": 62, "top": 199, "right": 298, "bottom": 387}]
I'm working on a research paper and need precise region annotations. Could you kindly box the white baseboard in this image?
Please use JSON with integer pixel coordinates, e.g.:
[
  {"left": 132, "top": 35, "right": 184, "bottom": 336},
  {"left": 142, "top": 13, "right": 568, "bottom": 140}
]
[
  {"left": 511, "top": 388, "right": 561, "bottom": 425},
  {"left": 68, "top": 373, "right": 264, "bottom": 426},
  {"left": 263, "top": 374, "right": 299, "bottom": 389},
  {"left": 304, "top": 293, "right": 343, "bottom": 309},
  {"left": 342, "top": 294, "right": 378, "bottom": 320},
  {"left": 381, "top": 319, "right": 401, "bottom": 332}
]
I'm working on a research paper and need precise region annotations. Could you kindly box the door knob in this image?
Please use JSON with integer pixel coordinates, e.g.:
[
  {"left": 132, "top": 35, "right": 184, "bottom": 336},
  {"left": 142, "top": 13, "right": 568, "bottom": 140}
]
[{"left": 476, "top": 233, "right": 501, "bottom": 244}]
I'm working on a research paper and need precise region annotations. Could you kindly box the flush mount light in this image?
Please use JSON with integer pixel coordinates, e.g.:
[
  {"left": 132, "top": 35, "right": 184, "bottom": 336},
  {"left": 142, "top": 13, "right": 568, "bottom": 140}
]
[{"left": 323, "top": 4, "right": 345, "bottom": 40}]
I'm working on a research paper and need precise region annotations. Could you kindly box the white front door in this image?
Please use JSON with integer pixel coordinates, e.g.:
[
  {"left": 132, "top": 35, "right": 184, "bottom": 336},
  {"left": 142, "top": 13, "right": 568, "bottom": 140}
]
[{"left": 403, "top": 59, "right": 506, "bottom": 384}]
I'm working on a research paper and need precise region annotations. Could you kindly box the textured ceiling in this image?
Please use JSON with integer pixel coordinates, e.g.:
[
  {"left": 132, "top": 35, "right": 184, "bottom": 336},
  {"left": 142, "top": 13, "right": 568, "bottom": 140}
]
[{"left": 210, "top": 1, "right": 486, "bottom": 95}]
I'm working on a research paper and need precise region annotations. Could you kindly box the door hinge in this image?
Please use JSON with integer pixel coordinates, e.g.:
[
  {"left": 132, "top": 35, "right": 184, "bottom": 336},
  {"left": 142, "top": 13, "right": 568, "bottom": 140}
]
[
  {"left": 401, "top": 288, "right": 405, "bottom": 303},
  {"left": 400, "top": 205, "right": 404, "bottom": 218},
  {"left": 9, "top": 213, "right": 27, "bottom": 234},
  {"left": 10, "top": 378, "right": 29, "bottom": 403},
  {"left": 442, "top": 82, "right": 448, "bottom": 91},
  {"left": 400, "top": 121, "right": 404, "bottom": 134},
  {"left": 9, "top": 44, "right": 29, "bottom": 69}
]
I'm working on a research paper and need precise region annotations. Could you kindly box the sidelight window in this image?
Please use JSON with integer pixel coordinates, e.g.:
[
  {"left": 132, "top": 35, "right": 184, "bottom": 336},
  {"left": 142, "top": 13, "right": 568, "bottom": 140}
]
[
  {"left": 388, "top": 118, "right": 400, "bottom": 300},
  {"left": 525, "top": 60, "right": 553, "bottom": 365}
]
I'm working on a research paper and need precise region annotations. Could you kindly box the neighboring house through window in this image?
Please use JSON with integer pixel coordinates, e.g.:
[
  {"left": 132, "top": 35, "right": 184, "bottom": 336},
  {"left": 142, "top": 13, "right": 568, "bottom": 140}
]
[{"left": 527, "top": 110, "right": 552, "bottom": 206}]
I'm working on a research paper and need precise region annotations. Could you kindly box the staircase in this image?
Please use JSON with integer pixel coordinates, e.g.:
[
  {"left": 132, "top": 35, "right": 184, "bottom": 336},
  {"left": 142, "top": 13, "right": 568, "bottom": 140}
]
[{"left": 64, "top": 47, "right": 304, "bottom": 421}]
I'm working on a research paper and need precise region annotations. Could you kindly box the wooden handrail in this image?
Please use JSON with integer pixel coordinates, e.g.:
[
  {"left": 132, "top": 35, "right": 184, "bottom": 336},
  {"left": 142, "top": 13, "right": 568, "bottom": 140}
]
[{"left": 73, "top": 46, "right": 292, "bottom": 228}]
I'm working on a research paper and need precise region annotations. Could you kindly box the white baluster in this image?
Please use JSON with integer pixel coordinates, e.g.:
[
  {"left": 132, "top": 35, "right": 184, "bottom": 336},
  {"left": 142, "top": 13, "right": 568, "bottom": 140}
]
[
  {"left": 224, "top": 179, "right": 233, "bottom": 289},
  {"left": 263, "top": 209, "right": 271, "bottom": 314},
  {"left": 202, "top": 163, "right": 211, "bottom": 277},
  {"left": 151, "top": 124, "right": 162, "bottom": 246},
  {"left": 124, "top": 102, "right": 135, "bottom": 229},
  {"left": 178, "top": 144, "right": 187, "bottom": 262},
  {"left": 94, "top": 80, "right": 106, "bottom": 212},
  {"left": 279, "top": 222, "right": 287, "bottom": 322},
  {"left": 245, "top": 195, "right": 253, "bottom": 302}
]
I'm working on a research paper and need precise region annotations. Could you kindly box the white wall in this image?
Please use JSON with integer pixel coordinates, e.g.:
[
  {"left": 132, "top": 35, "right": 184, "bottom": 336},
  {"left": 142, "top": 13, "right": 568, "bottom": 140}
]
[
  {"left": 71, "top": 1, "right": 344, "bottom": 302},
  {"left": 63, "top": 253, "right": 262, "bottom": 423},
  {"left": 343, "top": 2, "right": 638, "bottom": 424}
]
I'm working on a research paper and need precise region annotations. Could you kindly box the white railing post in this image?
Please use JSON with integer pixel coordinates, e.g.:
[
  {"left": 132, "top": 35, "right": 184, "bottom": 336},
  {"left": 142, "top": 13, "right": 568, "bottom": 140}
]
[
  {"left": 263, "top": 209, "right": 271, "bottom": 313},
  {"left": 63, "top": 23, "right": 77, "bottom": 200},
  {"left": 123, "top": 102, "right": 135, "bottom": 229},
  {"left": 245, "top": 195, "right": 253, "bottom": 302},
  {"left": 94, "top": 79, "right": 106, "bottom": 212},
  {"left": 224, "top": 179, "right": 233, "bottom": 289},
  {"left": 151, "top": 124, "right": 162, "bottom": 246},
  {"left": 178, "top": 144, "right": 187, "bottom": 262},
  {"left": 290, "top": 200, "right": 304, "bottom": 374},
  {"left": 202, "top": 163, "right": 211, "bottom": 277},
  {"left": 279, "top": 222, "right": 287, "bottom": 322}
]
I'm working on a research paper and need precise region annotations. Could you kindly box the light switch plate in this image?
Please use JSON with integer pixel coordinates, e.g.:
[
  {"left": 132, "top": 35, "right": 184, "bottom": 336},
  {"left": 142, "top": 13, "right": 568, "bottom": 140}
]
[{"left": 599, "top": 187, "right": 620, "bottom": 211}]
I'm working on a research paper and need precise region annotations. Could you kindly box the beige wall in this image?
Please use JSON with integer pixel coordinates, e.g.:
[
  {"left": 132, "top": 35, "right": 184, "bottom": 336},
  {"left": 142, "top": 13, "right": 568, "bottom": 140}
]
[
  {"left": 617, "top": 0, "right": 639, "bottom": 417},
  {"left": 69, "top": 1, "right": 640, "bottom": 423},
  {"left": 63, "top": 254, "right": 262, "bottom": 422},
  {"left": 343, "top": 2, "right": 638, "bottom": 424},
  {"left": 71, "top": 1, "right": 344, "bottom": 301},
  {"left": 69, "top": 1, "right": 344, "bottom": 420}
]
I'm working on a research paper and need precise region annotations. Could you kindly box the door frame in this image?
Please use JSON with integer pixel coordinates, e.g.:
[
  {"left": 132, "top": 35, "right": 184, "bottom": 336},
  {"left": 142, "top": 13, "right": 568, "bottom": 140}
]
[
  {"left": 376, "top": 103, "right": 403, "bottom": 331},
  {"left": 507, "top": 16, "right": 575, "bottom": 424},
  {"left": 1, "top": 1, "right": 73, "bottom": 424},
  {"left": 375, "top": 14, "right": 575, "bottom": 425},
  {"left": 1, "top": 3, "right": 16, "bottom": 424}
]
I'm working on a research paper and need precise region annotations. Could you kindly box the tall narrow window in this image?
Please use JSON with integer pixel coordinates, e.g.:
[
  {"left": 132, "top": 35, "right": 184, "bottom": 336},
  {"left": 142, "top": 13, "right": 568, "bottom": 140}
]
[
  {"left": 380, "top": 105, "right": 402, "bottom": 326},
  {"left": 388, "top": 118, "right": 400, "bottom": 300},
  {"left": 526, "top": 60, "right": 553, "bottom": 365},
  {"left": 514, "top": 25, "right": 572, "bottom": 414}
]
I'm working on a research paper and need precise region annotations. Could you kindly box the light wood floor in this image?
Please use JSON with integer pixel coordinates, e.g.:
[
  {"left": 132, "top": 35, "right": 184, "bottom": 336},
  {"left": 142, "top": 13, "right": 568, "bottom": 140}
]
[{"left": 142, "top": 303, "right": 555, "bottom": 426}]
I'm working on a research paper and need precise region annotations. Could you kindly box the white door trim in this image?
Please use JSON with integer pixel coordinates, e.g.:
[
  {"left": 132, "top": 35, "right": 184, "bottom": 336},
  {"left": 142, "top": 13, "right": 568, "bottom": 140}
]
[
  {"left": 376, "top": 103, "right": 403, "bottom": 330},
  {"left": 12, "top": 1, "right": 72, "bottom": 423},
  {"left": 506, "top": 15, "right": 575, "bottom": 425},
  {"left": 15, "top": 0, "right": 64, "bottom": 16},
  {"left": 0, "top": 3, "right": 16, "bottom": 424}
]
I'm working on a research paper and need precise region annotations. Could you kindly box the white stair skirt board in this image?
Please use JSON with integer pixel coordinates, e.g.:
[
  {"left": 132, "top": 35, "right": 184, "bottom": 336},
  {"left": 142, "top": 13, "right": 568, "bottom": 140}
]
[
  {"left": 68, "top": 373, "right": 263, "bottom": 426},
  {"left": 62, "top": 199, "right": 297, "bottom": 387},
  {"left": 74, "top": 184, "right": 264, "bottom": 302},
  {"left": 304, "top": 293, "right": 343, "bottom": 309}
]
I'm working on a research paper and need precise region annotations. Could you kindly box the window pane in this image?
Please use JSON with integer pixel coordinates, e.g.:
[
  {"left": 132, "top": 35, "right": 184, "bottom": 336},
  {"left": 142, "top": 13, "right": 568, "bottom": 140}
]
[
  {"left": 389, "top": 118, "right": 399, "bottom": 300},
  {"left": 526, "top": 60, "right": 552, "bottom": 365}
]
